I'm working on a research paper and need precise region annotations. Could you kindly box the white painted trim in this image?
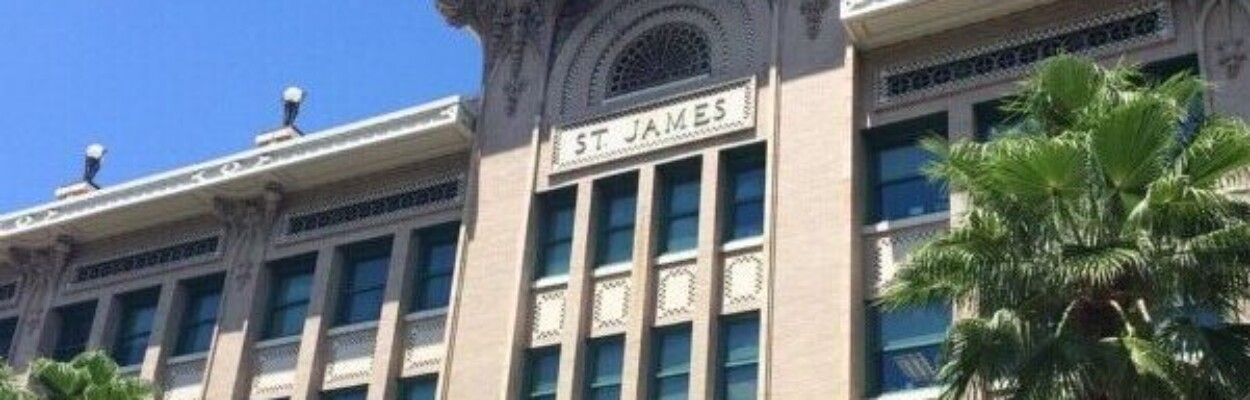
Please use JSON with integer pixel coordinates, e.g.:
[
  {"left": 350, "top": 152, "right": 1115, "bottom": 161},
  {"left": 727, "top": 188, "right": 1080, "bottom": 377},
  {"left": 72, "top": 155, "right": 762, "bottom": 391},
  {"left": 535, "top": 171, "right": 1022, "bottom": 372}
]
[
  {"left": 871, "top": 386, "right": 943, "bottom": 400},
  {"left": 403, "top": 308, "right": 450, "bottom": 322},
  {"left": 655, "top": 249, "right": 698, "bottom": 265},
  {"left": 532, "top": 275, "right": 571, "bottom": 290},
  {"left": 592, "top": 262, "right": 633, "bottom": 278},
  {"left": 166, "top": 352, "right": 210, "bottom": 365},
  {"left": 254, "top": 335, "right": 303, "bottom": 349},
  {"left": 862, "top": 212, "right": 951, "bottom": 235},
  {"left": 721, "top": 236, "right": 765, "bottom": 252},
  {"left": 326, "top": 320, "right": 380, "bottom": 336}
]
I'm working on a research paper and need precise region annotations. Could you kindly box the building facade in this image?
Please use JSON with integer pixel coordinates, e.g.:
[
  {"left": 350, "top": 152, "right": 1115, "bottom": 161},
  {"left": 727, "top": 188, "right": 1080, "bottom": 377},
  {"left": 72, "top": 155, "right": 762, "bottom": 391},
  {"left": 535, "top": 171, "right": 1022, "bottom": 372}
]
[{"left": 0, "top": 0, "right": 1248, "bottom": 399}]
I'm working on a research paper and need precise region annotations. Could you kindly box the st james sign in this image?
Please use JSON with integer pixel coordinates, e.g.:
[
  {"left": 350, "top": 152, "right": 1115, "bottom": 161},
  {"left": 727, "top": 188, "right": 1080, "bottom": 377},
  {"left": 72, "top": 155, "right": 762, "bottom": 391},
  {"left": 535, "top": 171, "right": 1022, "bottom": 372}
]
[{"left": 551, "top": 78, "right": 757, "bottom": 172}]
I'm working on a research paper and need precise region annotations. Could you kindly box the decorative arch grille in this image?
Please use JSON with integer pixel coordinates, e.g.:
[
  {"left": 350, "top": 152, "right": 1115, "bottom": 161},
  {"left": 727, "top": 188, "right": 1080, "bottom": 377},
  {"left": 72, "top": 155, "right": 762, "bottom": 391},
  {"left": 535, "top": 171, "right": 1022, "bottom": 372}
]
[{"left": 607, "top": 23, "right": 712, "bottom": 98}]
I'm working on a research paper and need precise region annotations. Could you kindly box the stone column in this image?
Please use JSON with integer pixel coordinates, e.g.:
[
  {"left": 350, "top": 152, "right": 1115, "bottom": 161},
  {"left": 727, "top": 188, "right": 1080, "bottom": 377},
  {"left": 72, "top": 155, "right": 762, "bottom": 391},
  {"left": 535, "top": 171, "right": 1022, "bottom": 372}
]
[
  {"left": 688, "top": 151, "right": 724, "bottom": 400},
  {"left": 204, "top": 185, "right": 284, "bottom": 400},
  {"left": 770, "top": 0, "right": 861, "bottom": 398},
  {"left": 619, "top": 166, "right": 659, "bottom": 399},
  {"left": 7, "top": 236, "right": 73, "bottom": 369},
  {"left": 436, "top": 1, "right": 560, "bottom": 399},
  {"left": 292, "top": 249, "right": 339, "bottom": 400},
  {"left": 366, "top": 229, "right": 415, "bottom": 400},
  {"left": 553, "top": 182, "right": 594, "bottom": 400},
  {"left": 140, "top": 282, "right": 180, "bottom": 382}
]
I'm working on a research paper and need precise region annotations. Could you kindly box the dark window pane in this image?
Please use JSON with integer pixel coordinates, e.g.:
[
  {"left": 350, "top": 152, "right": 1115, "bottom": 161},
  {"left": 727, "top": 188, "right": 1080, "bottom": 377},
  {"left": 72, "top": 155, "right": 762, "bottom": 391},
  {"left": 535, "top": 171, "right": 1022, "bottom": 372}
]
[
  {"left": 600, "top": 229, "right": 635, "bottom": 265},
  {"left": 269, "top": 305, "right": 308, "bottom": 338},
  {"left": 176, "top": 276, "right": 223, "bottom": 355},
  {"left": 402, "top": 376, "right": 437, "bottom": 400},
  {"left": 655, "top": 377, "right": 689, "bottom": 400},
  {"left": 663, "top": 216, "right": 699, "bottom": 254},
  {"left": 729, "top": 202, "right": 764, "bottom": 240},
  {"left": 871, "top": 302, "right": 950, "bottom": 395},
  {"left": 348, "top": 258, "right": 389, "bottom": 291},
  {"left": 426, "top": 243, "right": 457, "bottom": 275},
  {"left": 113, "top": 337, "right": 149, "bottom": 367},
  {"left": 539, "top": 242, "right": 572, "bottom": 278},
  {"left": 732, "top": 169, "right": 765, "bottom": 202},
  {"left": 537, "top": 190, "right": 576, "bottom": 280},
  {"left": 606, "top": 196, "right": 637, "bottom": 228},
  {"left": 323, "top": 386, "right": 368, "bottom": 400},
  {"left": 878, "top": 179, "right": 949, "bottom": 221},
  {"left": 114, "top": 289, "right": 159, "bottom": 366},
  {"left": 668, "top": 180, "right": 701, "bottom": 216},
  {"left": 724, "top": 146, "right": 766, "bottom": 243},
  {"left": 341, "top": 289, "right": 384, "bottom": 324},
  {"left": 723, "top": 366, "right": 758, "bottom": 400},
  {"left": 526, "top": 348, "right": 560, "bottom": 399},
  {"left": 266, "top": 256, "right": 314, "bottom": 340},
  {"left": 419, "top": 276, "right": 453, "bottom": 310},
  {"left": 877, "top": 146, "right": 931, "bottom": 183},
  {"left": 52, "top": 302, "right": 96, "bottom": 361},
  {"left": 586, "top": 338, "right": 623, "bottom": 399},
  {"left": 0, "top": 318, "right": 16, "bottom": 360}
]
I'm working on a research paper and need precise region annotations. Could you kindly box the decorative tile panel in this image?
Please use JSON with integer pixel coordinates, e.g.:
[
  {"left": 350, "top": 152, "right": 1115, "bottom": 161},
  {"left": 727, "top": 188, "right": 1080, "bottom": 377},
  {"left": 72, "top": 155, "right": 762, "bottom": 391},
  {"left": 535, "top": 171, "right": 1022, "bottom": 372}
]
[
  {"left": 321, "top": 326, "right": 378, "bottom": 390},
  {"left": 866, "top": 219, "right": 949, "bottom": 295},
  {"left": 876, "top": 2, "right": 1172, "bottom": 106},
  {"left": 72, "top": 236, "right": 220, "bottom": 284},
  {"left": 655, "top": 262, "right": 697, "bottom": 326},
  {"left": 162, "top": 357, "right": 207, "bottom": 400},
  {"left": 529, "top": 287, "right": 567, "bottom": 347},
  {"left": 249, "top": 341, "right": 300, "bottom": 399},
  {"left": 402, "top": 313, "right": 448, "bottom": 377},
  {"left": 279, "top": 175, "right": 464, "bottom": 241},
  {"left": 721, "top": 250, "right": 765, "bottom": 314},
  {"left": 591, "top": 276, "right": 630, "bottom": 337}
]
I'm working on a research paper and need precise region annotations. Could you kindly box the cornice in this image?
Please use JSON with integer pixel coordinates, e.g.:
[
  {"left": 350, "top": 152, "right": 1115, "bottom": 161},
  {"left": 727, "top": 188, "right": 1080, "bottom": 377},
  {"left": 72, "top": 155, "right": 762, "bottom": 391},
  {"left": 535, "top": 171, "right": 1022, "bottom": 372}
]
[{"left": 0, "top": 97, "right": 473, "bottom": 241}]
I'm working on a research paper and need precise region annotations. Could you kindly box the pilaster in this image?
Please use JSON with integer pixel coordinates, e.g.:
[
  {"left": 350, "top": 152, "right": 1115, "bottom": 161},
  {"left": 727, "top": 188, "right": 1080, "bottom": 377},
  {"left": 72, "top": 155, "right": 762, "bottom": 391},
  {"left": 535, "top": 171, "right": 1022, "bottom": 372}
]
[
  {"left": 7, "top": 237, "right": 73, "bottom": 369},
  {"left": 366, "top": 230, "right": 415, "bottom": 400}
]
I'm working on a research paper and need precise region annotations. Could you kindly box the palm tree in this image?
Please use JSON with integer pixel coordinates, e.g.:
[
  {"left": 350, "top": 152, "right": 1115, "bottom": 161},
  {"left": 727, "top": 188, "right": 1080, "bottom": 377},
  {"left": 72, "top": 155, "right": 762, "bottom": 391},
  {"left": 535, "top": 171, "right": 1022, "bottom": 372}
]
[
  {"left": 0, "top": 363, "right": 35, "bottom": 400},
  {"left": 28, "top": 351, "right": 153, "bottom": 400},
  {"left": 881, "top": 55, "right": 1250, "bottom": 400}
]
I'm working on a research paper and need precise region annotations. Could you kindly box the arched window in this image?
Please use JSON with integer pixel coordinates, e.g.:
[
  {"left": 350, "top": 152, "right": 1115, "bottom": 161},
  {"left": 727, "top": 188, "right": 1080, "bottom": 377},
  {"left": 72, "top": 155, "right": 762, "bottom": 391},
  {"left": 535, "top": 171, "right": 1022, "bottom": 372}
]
[{"left": 607, "top": 23, "right": 711, "bottom": 98}]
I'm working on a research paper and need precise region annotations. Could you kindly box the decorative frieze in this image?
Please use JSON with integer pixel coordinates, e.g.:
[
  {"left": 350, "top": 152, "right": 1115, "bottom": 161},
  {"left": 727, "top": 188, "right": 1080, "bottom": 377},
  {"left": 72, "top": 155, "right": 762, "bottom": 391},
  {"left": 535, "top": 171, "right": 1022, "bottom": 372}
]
[
  {"left": 655, "top": 262, "right": 697, "bottom": 326},
  {"left": 591, "top": 275, "right": 630, "bottom": 337},
  {"left": 876, "top": 2, "right": 1172, "bottom": 106},
  {"left": 322, "top": 325, "right": 379, "bottom": 390},
  {"left": 865, "top": 217, "right": 949, "bottom": 295},
  {"left": 163, "top": 356, "right": 208, "bottom": 400},
  {"left": 402, "top": 313, "right": 448, "bottom": 377},
  {"left": 71, "top": 236, "right": 221, "bottom": 284},
  {"left": 278, "top": 174, "right": 464, "bottom": 242},
  {"left": 721, "top": 250, "right": 765, "bottom": 315},
  {"left": 529, "top": 287, "right": 567, "bottom": 347},
  {"left": 249, "top": 341, "right": 300, "bottom": 399}
]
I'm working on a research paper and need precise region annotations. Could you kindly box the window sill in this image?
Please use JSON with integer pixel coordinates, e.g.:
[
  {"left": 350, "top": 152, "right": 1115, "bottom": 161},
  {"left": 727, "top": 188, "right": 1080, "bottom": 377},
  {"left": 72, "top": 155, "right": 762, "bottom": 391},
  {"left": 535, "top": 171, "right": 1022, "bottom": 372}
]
[
  {"left": 532, "top": 275, "right": 570, "bottom": 290},
  {"left": 327, "top": 320, "right": 380, "bottom": 336},
  {"left": 167, "top": 352, "right": 209, "bottom": 365},
  {"left": 593, "top": 262, "right": 633, "bottom": 278},
  {"left": 255, "top": 335, "right": 303, "bottom": 349},
  {"left": 722, "top": 236, "right": 764, "bottom": 252},
  {"left": 404, "top": 308, "right": 449, "bottom": 322},
  {"left": 862, "top": 212, "right": 950, "bottom": 235},
  {"left": 118, "top": 364, "right": 141, "bottom": 375},
  {"left": 871, "top": 386, "right": 942, "bottom": 400},
  {"left": 656, "top": 250, "right": 698, "bottom": 266}
]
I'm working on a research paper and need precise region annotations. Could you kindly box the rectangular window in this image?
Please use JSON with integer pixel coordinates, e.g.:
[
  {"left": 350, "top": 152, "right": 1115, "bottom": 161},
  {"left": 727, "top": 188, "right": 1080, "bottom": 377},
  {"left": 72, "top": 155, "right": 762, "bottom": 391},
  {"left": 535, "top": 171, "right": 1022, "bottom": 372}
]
[
  {"left": 867, "top": 113, "right": 950, "bottom": 223},
  {"left": 336, "top": 237, "right": 392, "bottom": 326},
  {"left": 585, "top": 336, "right": 624, "bottom": 400},
  {"left": 595, "top": 174, "right": 638, "bottom": 267},
  {"left": 112, "top": 288, "right": 160, "bottom": 366},
  {"left": 322, "top": 385, "right": 368, "bottom": 400},
  {"left": 1142, "top": 54, "right": 1204, "bottom": 139},
  {"left": 870, "top": 302, "right": 951, "bottom": 396},
  {"left": 723, "top": 145, "right": 766, "bottom": 243},
  {"left": 0, "top": 317, "right": 16, "bottom": 361},
  {"left": 263, "top": 254, "right": 316, "bottom": 340},
  {"left": 400, "top": 376, "right": 438, "bottom": 400},
  {"left": 652, "top": 325, "right": 692, "bottom": 400},
  {"left": 175, "top": 275, "right": 224, "bottom": 356},
  {"left": 51, "top": 301, "right": 96, "bottom": 361},
  {"left": 659, "top": 159, "right": 702, "bottom": 255},
  {"left": 524, "top": 347, "right": 560, "bottom": 400},
  {"left": 536, "top": 189, "right": 576, "bottom": 280},
  {"left": 411, "top": 223, "right": 459, "bottom": 312},
  {"left": 718, "top": 314, "right": 760, "bottom": 400},
  {"left": 974, "top": 99, "right": 1029, "bottom": 141}
]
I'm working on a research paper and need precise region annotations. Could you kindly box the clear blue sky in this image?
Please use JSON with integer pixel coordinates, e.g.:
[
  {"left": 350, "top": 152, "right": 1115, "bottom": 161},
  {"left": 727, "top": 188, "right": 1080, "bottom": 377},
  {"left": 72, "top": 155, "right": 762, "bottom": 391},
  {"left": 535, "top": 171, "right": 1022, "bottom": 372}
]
[{"left": 0, "top": 1, "right": 482, "bottom": 212}]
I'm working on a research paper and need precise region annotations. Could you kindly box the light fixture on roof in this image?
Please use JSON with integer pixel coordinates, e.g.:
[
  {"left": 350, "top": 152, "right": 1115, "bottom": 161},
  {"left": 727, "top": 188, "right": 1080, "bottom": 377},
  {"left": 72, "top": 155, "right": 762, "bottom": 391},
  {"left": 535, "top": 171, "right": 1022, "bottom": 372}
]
[
  {"left": 282, "top": 86, "right": 305, "bottom": 128},
  {"left": 55, "top": 143, "right": 107, "bottom": 200},
  {"left": 84, "top": 143, "right": 107, "bottom": 188},
  {"left": 256, "top": 86, "right": 306, "bottom": 148}
]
